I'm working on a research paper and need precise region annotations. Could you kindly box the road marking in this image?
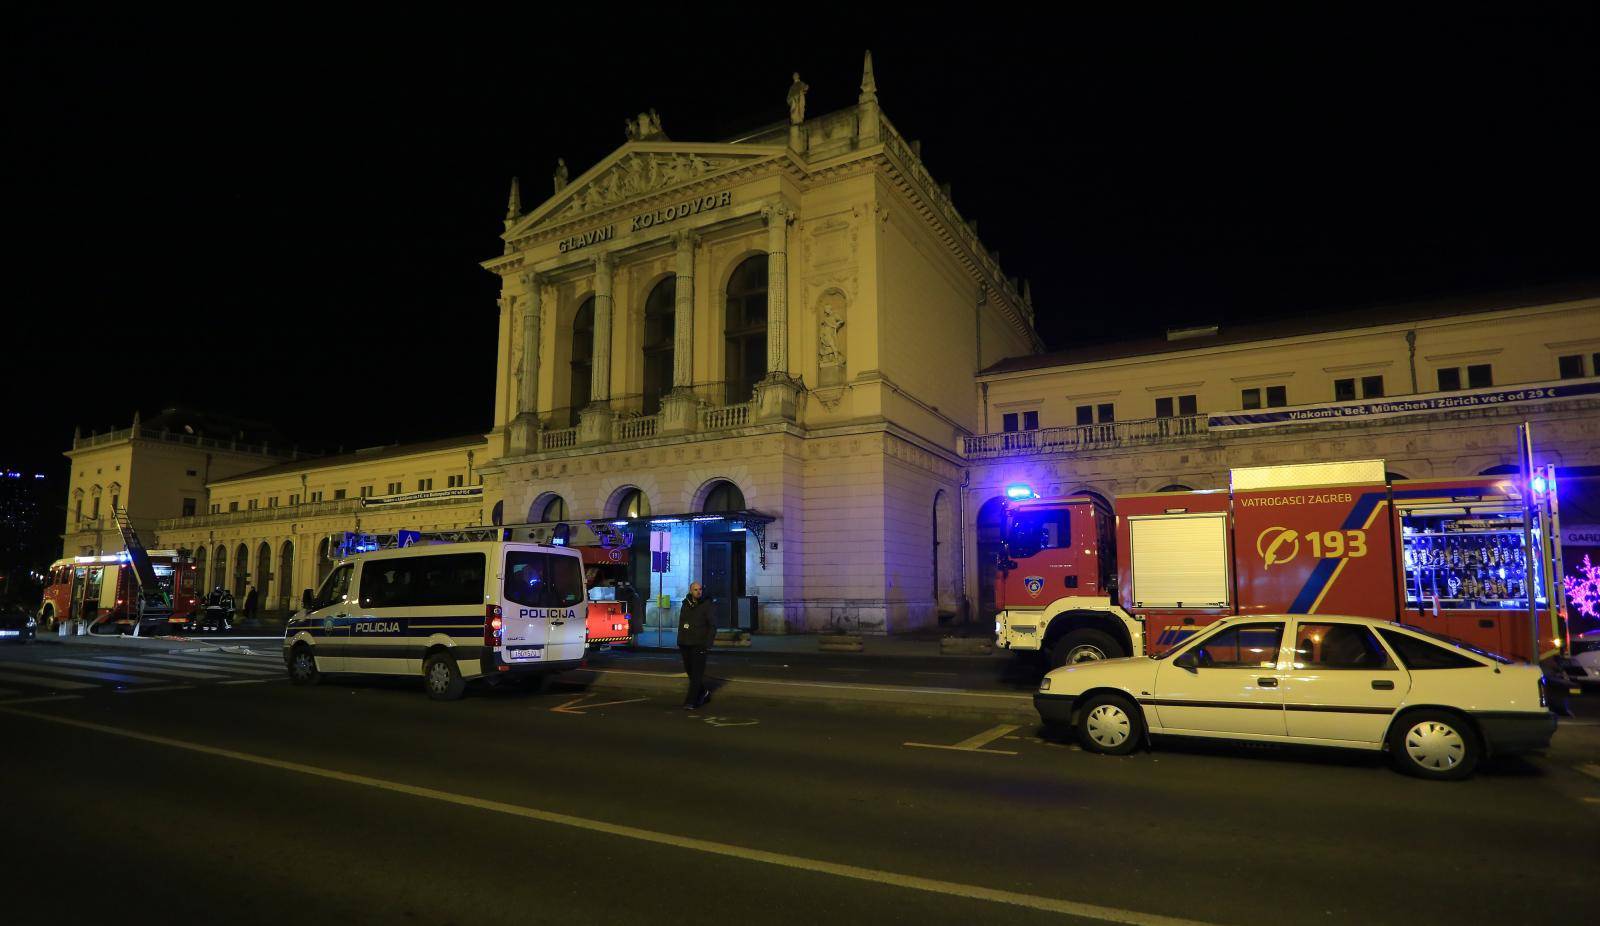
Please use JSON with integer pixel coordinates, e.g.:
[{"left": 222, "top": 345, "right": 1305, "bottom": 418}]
[
  {"left": 912, "top": 671, "right": 959, "bottom": 677},
  {"left": 0, "top": 670, "right": 98, "bottom": 690},
  {"left": 114, "top": 685, "right": 194, "bottom": 695},
  {"left": 550, "top": 694, "right": 650, "bottom": 715},
  {"left": 24, "top": 664, "right": 168, "bottom": 685},
  {"left": 701, "top": 716, "right": 759, "bottom": 727},
  {"left": 217, "top": 679, "right": 277, "bottom": 686},
  {"left": 1578, "top": 764, "right": 1600, "bottom": 783},
  {"left": 0, "top": 695, "right": 82, "bottom": 705},
  {"left": 157, "top": 655, "right": 282, "bottom": 675},
  {"left": 589, "top": 668, "right": 1035, "bottom": 703},
  {"left": 48, "top": 658, "right": 230, "bottom": 680},
  {"left": 905, "top": 723, "right": 1021, "bottom": 756},
  {"left": 0, "top": 705, "right": 1218, "bottom": 926}
]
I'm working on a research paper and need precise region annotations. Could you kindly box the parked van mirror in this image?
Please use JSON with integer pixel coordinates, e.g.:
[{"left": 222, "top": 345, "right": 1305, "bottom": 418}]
[{"left": 301, "top": 588, "right": 314, "bottom": 611}]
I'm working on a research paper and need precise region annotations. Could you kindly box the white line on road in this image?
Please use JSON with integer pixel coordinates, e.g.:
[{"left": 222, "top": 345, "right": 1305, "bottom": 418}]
[
  {"left": 0, "top": 671, "right": 98, "bottom": 690},
  {"left": 905, "top": 723, "right": 1021, "bottom": 756},
  {"left": 48, "top": 658, "right": 230, "bottom": 680},
  {"left": 113, "top": 685, "right": 195, "bottom": 695},
  {"left": 157, "top": 655, "right": 282, "bottom": 675},
  {"left": 0, "top": 705, "right": 1219, "bottom": 926},
  {"left": 1579, "top": 764, "right": 1600, "bottom": 782},
  {"left": 0, "top": 695, "right": 82, "bottom": 705},
  {"left": 23, "top": 664, "right": 169, "bottom": 684},
  {"left": 217, "top": 679, "right": 279, "bottom": 686},
  {"left": 550, "top": 694, "right": 650, "bottom": 715}
]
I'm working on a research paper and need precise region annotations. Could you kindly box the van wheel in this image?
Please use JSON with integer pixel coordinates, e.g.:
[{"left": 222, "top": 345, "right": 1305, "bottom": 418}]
[
  {"left": 288, "top": 646, "right": 321, "bottom": 686},
  {"left": 1389, "top": 710, "right": 1479, "bottom": 780},
  {"left": 424, "top": 652, "right": 466, "bottom": 701},
  {"left": 39, "top": 607, "right": 55, "bottom": 632},
  {"left": 1049, "top": 629, "right": 1124, "bottom": 669},
  {"left": 1076, "top": 693, "right": 1144, "bottom": 755}
]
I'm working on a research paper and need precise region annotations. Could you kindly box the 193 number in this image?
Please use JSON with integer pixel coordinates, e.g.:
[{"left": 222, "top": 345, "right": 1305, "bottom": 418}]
[{"left": 1306, "top": 530, "right": 1368, "bottom": 559}]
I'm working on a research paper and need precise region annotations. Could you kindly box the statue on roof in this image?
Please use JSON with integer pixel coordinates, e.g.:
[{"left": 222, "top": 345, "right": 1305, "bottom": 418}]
[
  {"left": 553, "top": 158, "right": 569, "bottom": 193},
  {"left": 787, "top": 73, "right": 809, "bottom": 125}
]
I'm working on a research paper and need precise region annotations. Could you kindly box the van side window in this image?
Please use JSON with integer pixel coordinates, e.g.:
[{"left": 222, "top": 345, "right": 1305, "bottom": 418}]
[
  {"left": 504, "top": 552, "right": 585, "bottom": 609},
  {"left": 359, "top": 553, "right": 486, "bottom": 608},
  {"left": 314, "top": 564, "right": 353, "bottom": 610}
]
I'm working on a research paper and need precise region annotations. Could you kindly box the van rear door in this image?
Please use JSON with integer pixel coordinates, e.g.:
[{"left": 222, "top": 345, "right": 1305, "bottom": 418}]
[{"left": 501, "top": 549, "right": 588, "bottom": 666}]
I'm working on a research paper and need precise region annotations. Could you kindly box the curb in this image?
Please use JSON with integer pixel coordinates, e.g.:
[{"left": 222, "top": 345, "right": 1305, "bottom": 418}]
[{"left": 562, "top": 667, "right": 1038, "bottom": 724}]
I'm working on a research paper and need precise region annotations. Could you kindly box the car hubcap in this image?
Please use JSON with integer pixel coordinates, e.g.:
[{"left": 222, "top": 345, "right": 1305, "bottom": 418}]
[
  {"left": 1085, "top": 704, "right": 1131, "bottom": 747},
  {"left": 293, "top": 654, "right": 312, "bottom": 679},
  {"left": 429, "top": 664, "right": 449, "bottom": 692},
  {"left": 1404, "top": 721, "right": 1465, "bottom": 770},
  {"left": 1066, "top": 644, "right": 1107, "bottom": 664}
]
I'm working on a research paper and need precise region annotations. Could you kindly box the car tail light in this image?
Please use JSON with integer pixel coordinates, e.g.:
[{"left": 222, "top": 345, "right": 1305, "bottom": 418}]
[
  {"left": 1538, "top": 675, "right": 1547, "bottom": 708},
  {"left": 484, "top": 604, "right": 503, "bottom": 646}
]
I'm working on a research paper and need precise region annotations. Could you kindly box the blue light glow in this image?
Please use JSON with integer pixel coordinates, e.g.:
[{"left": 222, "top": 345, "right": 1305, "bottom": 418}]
[
  {"left": 650, "top": 518, "right": 682, "bottom": 524},
  {"left": 1530, "top": 475, "right": 1549, "bottom": 494},
  {"left": 1005, "top": 483, "right": 1035, "bottom": 500},
  {"left": 611, "top": 520, "right": 629, "bottom": 526}
]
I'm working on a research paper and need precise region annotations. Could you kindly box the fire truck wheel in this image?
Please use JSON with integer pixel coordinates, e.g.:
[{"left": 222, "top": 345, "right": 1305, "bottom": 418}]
[
  {"left": 1388, "top": 710, "right": 1480, "bottom": 780},
  {"left": 287, "top": 645, "right": 321, "bottom": 686},
  {"left": 38, "top": 606, "right": 55, "bottom": 631},
  {"left": 423, "top": 652, "right": 467, "bottom": 701},
  {"left": 1076, "top": 693, "right": 1143, "bottom": 755},
  {"left": 1049, "top": 629, "right": 1124, "bottom": 669}
]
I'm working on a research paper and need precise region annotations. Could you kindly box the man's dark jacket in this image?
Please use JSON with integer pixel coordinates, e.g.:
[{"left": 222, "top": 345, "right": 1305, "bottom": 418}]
[{"left": 677, "top": 595, "right": 716, "bottom": 648}]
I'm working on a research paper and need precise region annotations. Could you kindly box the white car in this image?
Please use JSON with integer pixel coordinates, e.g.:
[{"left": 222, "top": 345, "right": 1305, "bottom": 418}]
[
  {"left": 1567, "top": 630, "right": 1600, "bottom": 688},
  {"left": 1035, "top": 614, "right": 1554, "bottom": 780}
]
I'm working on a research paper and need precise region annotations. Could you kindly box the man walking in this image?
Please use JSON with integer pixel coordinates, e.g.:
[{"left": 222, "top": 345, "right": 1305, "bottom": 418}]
[
  {"left": 243, "top": 584, "right": 258, "bottom": 623},
  {"left": 677, "top": 582, "right": 715, "bottom": 709}
]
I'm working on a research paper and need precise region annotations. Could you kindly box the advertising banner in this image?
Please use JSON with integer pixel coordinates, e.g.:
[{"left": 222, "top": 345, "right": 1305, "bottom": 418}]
[{"left": 1208, "top": 377, "right": 1600, "bottom": 430}]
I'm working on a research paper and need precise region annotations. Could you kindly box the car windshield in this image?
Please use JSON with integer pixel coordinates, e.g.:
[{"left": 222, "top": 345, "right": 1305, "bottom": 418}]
[{"left": 1389, "top": 624, "right": 1514, "bottom": 664}]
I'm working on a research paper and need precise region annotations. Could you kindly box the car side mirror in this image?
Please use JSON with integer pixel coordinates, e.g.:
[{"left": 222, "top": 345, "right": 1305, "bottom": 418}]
[
  {"left": 301, "top": 589, "right": 314, "bottom": 610},
  {"left": 1174, "top": 652, "right": 1198, "bottom": 673}
]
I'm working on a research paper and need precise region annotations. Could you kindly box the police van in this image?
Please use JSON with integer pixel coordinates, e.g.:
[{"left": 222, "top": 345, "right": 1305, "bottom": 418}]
[{"left": 284, "top": 541, "right": 588, "bottom": 700}]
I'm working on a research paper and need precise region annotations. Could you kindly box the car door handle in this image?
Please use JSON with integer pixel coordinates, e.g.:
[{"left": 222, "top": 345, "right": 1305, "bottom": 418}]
[
  {"left": 1371, "top": 679, "right": 1395, "bottom": 690},
  {"left": 1257, "top": 677, "right": 1278, "bottom": 688}
]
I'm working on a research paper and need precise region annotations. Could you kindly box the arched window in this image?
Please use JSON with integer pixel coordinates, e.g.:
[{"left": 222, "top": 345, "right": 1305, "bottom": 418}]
[
  {"left": 540, "top": 495, "right": 568, "bottom": 522},
  {"left": 491, "top": 500, "right": 504, "bottom": 526},
  {"left": 642, "top": 278, "right": 675, "bottom": 415},
  {"left": 702, "top": 481, "right": 745, "bottom": 513},
  {"left": 616, "top": 488, "right": 651, "bottom": 519},
  {"left": 724, "top": 256, "right": 768, "bottom": 403},
  {"left": 1156, "top": 484, "right": 1194, "bottom": 493},
  {"left": 257, "top": 541, "right": 273, "bottom": 601},
  {"left": 279, "top": 540, "right": 294, "bottom": 609},
  {"left": 569, "top": 296, "right": 595, "bottom": 425},
  {"left": 234, "top": 543, "right": 249, "bottom": 597},
  {"left": 193, "top": 547, "right": 207, "bottom": 590},
  {"left": 213, "top": 545, "right": 228, "bottom": 591},
  {"left": 1385, "top": 471, "right": 1409, "bottom": 482},
  {"left": 1479, "top": 464, "right": 1519, "bottom": 476}
]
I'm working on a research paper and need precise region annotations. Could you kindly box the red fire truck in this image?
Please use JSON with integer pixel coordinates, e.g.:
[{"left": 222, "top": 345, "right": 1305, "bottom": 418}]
[
  {"left": 994, "top": 459, "right": 1566, "bottom": 667},
  {"left": 38, "top": 551, "right": 201, "bottom": 634},
  {"left": 579, "top": 544, "right": 637, "bottom": 648}
]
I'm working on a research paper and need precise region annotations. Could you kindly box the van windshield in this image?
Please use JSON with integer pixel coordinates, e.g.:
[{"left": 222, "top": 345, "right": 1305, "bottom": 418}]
[{"left": 504, "top": 552, "right": 585, "bottom": 609}]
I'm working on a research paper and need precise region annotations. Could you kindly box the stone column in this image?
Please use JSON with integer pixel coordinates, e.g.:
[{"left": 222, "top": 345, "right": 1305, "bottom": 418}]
[
  {"left": 579, "top": 252, "right": 615, "bottom": 445},
  {"left": 510, "top": 272, "right": 542, "bottom": 454},
  {"left": 754, "top": 202, "right": 801, "bottom": 423},
  {"left": 660, "top": 233, "right": 699, "bottom": 436},
  {"left": 763, "top": 203, "right": 791, "bottom": 375}
]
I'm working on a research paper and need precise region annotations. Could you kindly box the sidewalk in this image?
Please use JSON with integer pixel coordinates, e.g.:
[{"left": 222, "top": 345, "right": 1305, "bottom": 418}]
[{"left": 631, "top": 626, "right": 1006, "bottom": 659}]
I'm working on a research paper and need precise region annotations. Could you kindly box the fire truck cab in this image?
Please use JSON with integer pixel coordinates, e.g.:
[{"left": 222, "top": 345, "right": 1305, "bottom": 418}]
[{"left": 995, "top": 459, "right": 1564, "bottom": 668}]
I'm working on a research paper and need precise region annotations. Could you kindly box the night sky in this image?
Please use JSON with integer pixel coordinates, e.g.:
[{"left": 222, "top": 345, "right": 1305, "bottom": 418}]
[{"left": 9, "top": 8, "right": 1597, "bottom": 479}]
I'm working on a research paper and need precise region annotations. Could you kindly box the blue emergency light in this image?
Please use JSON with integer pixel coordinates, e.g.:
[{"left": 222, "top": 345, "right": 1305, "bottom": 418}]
[{"left": 1005, "top": 483, "right": 1036, "bottom": 500}]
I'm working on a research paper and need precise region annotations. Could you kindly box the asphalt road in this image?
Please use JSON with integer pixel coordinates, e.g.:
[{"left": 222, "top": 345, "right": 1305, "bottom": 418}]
[{"left": 2, "top": 645, "right": 1597, "bottom": 926}]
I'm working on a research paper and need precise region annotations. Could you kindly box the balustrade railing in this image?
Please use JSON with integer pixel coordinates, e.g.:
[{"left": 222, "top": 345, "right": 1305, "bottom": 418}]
[
  {"left": 963, "top": 414, "right": 1208, "bottom": 459},
  {"left": 539, "top": 427, "right": 579, "bottom": 451},
  {"left": 613, "top": 415, "right": 658, "bottom": 441},
  {"left": 700, "top": 402, "right": 751, "bottom": 431}
]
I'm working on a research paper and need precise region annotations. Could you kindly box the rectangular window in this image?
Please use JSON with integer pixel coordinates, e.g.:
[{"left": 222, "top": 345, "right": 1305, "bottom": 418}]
[
  {"left": 1292, "top": 622, "right": 1394, "bottom": 670},
  {"left": 1075, "top": 405, "right": 1093, "bottom": 426},
  {"left": 75, "top": 499, "right": 83, "bottom": 521},
  {"left": 503, "top": 551, "right": 586, "bottom": 609},
  {"left": 359, "top": 486, "right": 374, "bottom": 498},
  {"left": 110, "top": 494, "right": 120, "bottom": 512},
  {"left": 311, "top": 491, "right": 323, "bottom": 503},
  {"left": 389, "top": 482, "right": 403, "bottom": 495},
  {"left": 1241, "top": 388, "right": 1261, "bottom": 410},
  {"left": 1002, "top": 412, "right": 1018, "bottom": 433},
  {"left": 1557, "top": 354, "right": 1583, "bottom": 379},
  {"left": 268, "top": 496, "right": 278, "bottom": 508},
  {"left": 1467, "top": 364, "right": 1492, "bottom": 388},
  {"left": 182, "top": 498, "right": 196, "bottom": 517},
  {"left": 1178, "top": 394, "right": 1197, "bottom": 416},
  {"left": 1437, "top": 367, "right": 1462, "bottom": 391},
  {"left": 185, "top": 469, "right": 198, "bottom": 477},
  {"left": 1155, "top": 396, "right": 1174, "bottom": 418},
  {"left": 1007, "top": 507, "right": 1071, "bottom": 552},
  {"left": 1096, "top": 403, "right": 1115, "bottom": 423},
  {"left": 1023, "top": 410, "right": 1039, "bottom": 430},
  {"left": 1334, "top": 378, "right": 1356, "bottom": 402},
  {"left": 210, "top": 504, "right": 220, "bottom": 514},
  {"left": 417, "top": 478, "right": 433, "bottom": 492},
  {"left": 91, "top": 496, "right": 100, "bottom": 519},
  {"left": 228, "top": 501, "right": 239, "bottom": 512},
  {"left": 447, "top": 475, "right": 463, "bottom": 488},
  {"left": 247, "top": 499, "right": 257, "bottom": 510},
  {"left": 1361, "top": 375, "right": 1384, "bottom": 398},
  {"left": 333, "top": 489, "right": 347, "bottom": 500},
  {"left": 1266, "top": 385, "right": 1287, "bottom": 407},
  {"left": 1156, "top": 395, "right": 1197, "bottom": 418},
  {"left": 359, "top": 552, "right": 487, "bottom": 609},
  {"left": 1187, "top": 623, "right": 1285, "bottom": 669},
  {"left": 289, "top": 494, "right": 300, "bottom": 506}
]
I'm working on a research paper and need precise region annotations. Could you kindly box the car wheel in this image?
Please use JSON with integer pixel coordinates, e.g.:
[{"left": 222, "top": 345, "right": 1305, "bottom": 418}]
[
  {"left": 287, "top": 646, "right": 321, "bottom": 686},
  {"left": 1049, "top": 629, "right": 1125, "bottom": 669},
  {"left": 423, "top": 652, "right": 466, "bottom": 701},
  {"left": 1076, "top": 693, "right": 1144, "bottom": 755},
  {"left": 1389, "top": 710, "right": 1479, "bottom": 780}
]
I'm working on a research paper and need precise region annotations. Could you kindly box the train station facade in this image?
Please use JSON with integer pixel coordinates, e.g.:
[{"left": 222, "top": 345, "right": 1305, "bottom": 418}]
[{"left": 59, "top": 57, "right": 1600, "bottom": 632}]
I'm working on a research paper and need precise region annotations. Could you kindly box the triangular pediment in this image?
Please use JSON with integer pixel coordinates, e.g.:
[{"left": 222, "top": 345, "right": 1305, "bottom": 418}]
[{"left": 508, "top": 142, "right": 786, "bottom": 239}]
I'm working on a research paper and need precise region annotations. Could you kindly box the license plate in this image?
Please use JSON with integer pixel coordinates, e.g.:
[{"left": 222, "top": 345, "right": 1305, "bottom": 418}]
[{"left": 506, "top": 646, "right": 543, "bottom": 662}]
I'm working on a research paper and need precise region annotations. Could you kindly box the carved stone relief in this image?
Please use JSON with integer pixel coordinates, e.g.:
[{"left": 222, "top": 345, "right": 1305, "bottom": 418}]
[{"left": 559, "top": 152, "right": 742, "bottom": 219}]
